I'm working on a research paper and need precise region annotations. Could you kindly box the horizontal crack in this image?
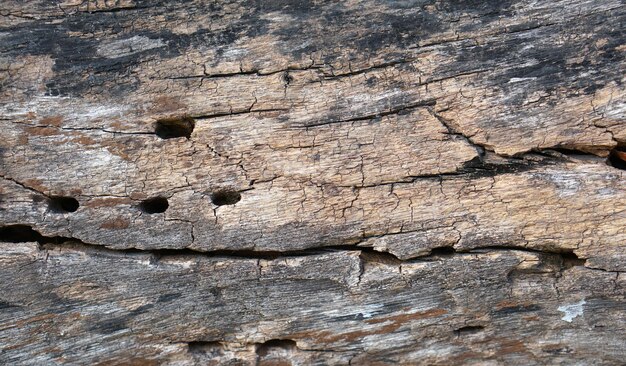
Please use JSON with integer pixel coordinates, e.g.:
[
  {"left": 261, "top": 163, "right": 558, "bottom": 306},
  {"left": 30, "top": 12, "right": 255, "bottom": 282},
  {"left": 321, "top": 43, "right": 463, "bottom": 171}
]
[
  {"left": 339, "top": 151, "right": 559, "bottom": 190},
  {"left": 75, "top": 5, "right": 146, "bottom": 14},
  {"left": 11, "top": 121, "right": 153, "bottom": 136},
  {"left": 322, "top": 59, "right": 414, "bottom": 79},
  {"left": 0, "top": 224, "right": 600, "bottom": 273},
  {"left": 299, "top": 99, "right": 437, "bottom": 129},
  {"left": 193, "top": 108, "right": 289, "bottom": 120},
  {"left": 162, "top": 64, "right": 324, "bottom": 81},
  {"left": 0, "top": 224, "right": 400, "bottom": 260}
]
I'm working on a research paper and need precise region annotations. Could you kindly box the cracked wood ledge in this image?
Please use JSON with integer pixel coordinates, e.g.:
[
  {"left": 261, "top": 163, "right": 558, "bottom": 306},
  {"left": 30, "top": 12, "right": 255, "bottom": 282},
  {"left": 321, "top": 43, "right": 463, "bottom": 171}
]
[{"left": 0, "top": 0, "right": 624, "bottom": 365}]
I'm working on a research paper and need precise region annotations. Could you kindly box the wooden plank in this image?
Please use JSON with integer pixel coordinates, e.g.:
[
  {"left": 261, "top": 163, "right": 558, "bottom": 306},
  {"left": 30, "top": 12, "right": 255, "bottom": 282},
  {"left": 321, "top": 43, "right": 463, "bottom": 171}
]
[{"left": 0, "top": 0, "right": 624, "bottom": 364}]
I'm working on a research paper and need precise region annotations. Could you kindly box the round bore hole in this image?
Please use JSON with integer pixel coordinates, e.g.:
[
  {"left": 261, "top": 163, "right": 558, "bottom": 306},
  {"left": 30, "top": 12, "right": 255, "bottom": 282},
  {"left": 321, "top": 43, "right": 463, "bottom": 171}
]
[
  {"left": 155, "top": 116, "right": 195, "bottom": 139},
  {"left": 139, "top": 196, "right": 169, "bottom": 214},
  {"left": 48, "top": 196, "right": 79, "bottom": 213},
  {"left": 210, "top": 189, "right": 241, "bottom": 206}
]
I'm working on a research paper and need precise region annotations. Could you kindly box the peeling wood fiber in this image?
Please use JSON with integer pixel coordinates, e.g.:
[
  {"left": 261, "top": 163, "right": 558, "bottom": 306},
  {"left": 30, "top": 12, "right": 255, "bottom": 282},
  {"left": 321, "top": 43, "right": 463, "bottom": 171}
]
[{"left": 0, "top": 0, "right": 625, "bottom": 365}]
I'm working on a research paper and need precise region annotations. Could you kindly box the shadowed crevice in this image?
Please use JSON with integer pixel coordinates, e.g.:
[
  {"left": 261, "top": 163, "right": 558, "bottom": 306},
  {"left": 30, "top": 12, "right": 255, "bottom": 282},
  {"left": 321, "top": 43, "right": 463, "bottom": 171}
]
[{"left": 0, "top": 225, "right": 591, "bottom": 269}]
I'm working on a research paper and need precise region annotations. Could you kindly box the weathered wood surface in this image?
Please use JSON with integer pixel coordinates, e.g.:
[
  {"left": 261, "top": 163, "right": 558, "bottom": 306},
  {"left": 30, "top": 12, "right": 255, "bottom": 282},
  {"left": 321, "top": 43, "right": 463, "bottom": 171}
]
[{"left": 0, "top": 0, "right": 624, "bottom": 364}]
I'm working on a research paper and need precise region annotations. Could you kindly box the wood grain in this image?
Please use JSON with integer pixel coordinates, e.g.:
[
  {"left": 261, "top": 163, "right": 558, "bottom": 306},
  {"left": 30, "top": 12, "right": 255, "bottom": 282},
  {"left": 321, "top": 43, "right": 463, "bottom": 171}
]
[{"left": 0, "top": 0, "right": 624, "bottom": 364}]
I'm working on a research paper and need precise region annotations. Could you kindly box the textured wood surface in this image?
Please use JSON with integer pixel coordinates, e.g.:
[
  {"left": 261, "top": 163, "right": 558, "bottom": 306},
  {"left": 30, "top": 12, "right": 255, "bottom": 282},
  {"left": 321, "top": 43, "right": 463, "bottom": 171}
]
[{"left": 0, "top": 0, "right": 625, "bottom": 364}]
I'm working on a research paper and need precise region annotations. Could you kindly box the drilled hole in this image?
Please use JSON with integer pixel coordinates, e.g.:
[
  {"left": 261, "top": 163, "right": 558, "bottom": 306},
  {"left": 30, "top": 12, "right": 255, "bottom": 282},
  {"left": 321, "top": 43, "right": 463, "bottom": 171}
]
[
  {"left": 49, "top": 196, "right": 79, "bottom": 213},
  {"left": 155, "top": 116, "right": 195, "bottom": 139},
  {"left": 210, "top": 189, "right": 241, "bottom": 206},
  {"left": 139, "top": 196, "right": 169, "bottom": 214},
  {"left": 608, "top": 145, "right": 626, "bottom": 170}
]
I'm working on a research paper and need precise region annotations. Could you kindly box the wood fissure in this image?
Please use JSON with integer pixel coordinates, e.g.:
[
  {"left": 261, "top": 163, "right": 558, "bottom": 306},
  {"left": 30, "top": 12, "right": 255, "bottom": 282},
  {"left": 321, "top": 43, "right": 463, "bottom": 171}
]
[{"left": 1, "top": 0, "right": 624, "bottom": 364}]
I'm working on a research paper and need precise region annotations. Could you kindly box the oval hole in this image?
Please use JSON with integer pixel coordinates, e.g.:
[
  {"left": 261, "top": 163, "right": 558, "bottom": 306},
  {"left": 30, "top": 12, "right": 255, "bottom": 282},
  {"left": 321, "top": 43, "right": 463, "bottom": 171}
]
[
  {"left": 155, "top": 116, "right": 195, "bottom": 139},
  {"left": 210, "top": 189, "right": 241, "bottom": 206},
  {"left": 140, "top": 196, "right": 169, "bottom": 214},
  {"left": 49, "top": 196, "right": 79, "bottom": 213}
]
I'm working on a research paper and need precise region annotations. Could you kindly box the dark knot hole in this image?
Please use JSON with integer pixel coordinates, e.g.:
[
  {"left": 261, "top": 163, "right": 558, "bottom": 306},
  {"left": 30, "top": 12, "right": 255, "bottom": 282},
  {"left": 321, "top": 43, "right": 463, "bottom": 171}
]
[
  {"left": 155, "top": 116, "right": 195, "bottom": 139},
  {"left": 210, "top": 189, "right": 241, "bottom": 206},
  {"left": 49, "top": 196, "right": 79, "bottom": 213},
  {"left": 140, "top": 196, "right": 169, "bottom": 214}
]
